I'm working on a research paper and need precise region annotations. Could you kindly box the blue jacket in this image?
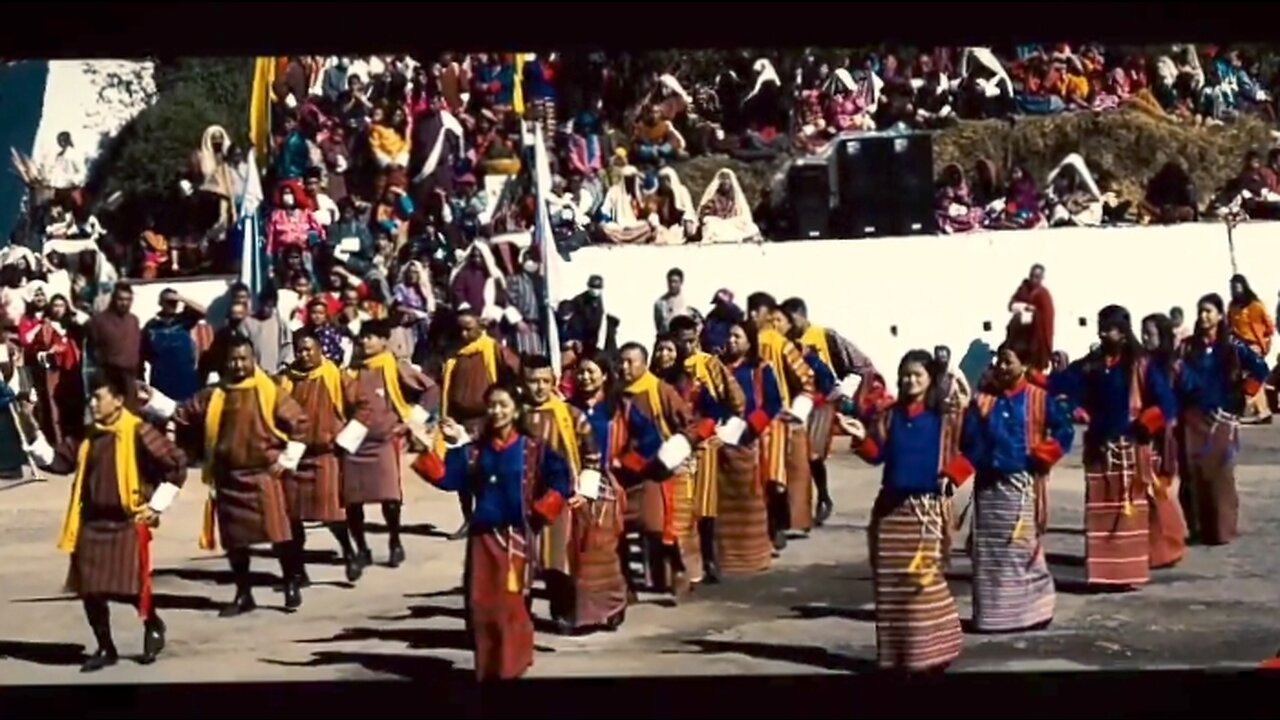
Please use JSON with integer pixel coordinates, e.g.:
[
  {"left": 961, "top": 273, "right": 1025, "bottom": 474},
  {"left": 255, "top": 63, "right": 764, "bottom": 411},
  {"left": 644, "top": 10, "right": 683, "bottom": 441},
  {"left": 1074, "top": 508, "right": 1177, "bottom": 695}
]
[
  {"left": 435, "top": 435, "right": 572, "bottom": 532},
  {"left": 961, "top": 381, "right": 1075, "bottom": 477}
]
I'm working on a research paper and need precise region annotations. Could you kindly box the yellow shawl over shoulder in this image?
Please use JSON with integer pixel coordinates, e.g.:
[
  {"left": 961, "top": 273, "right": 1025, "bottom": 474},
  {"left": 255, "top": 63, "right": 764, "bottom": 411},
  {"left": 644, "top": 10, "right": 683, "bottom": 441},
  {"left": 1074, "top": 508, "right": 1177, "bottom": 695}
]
[
  {"left": 200, "top": 369, "right": 288, "bottom": 549},
  {"left": 360, "top": 351, "right": 411, "bottom": 422},
  {"left": 800, "top": 325, "right": 832, "bottom": 369},
  {"left": 282, "top": 359, "right": 345, "bottom": 422},
  {"left": 537, "top": 397, "right": 581, "bottom": 476},
  {"left": 436, "top": 336, "right": 499, "bottom": 455},
  {"left": 57, "top": 411, "right": 144, "bottom": 553},
  {"left": 684, "top": 351, "right": 723, "bottom": 403},
  {"left": 757, "top": 328, "right": 792, "bottom": 406},
  {"left": 624, "top": 371, "right": 672, "bottom": 439}
]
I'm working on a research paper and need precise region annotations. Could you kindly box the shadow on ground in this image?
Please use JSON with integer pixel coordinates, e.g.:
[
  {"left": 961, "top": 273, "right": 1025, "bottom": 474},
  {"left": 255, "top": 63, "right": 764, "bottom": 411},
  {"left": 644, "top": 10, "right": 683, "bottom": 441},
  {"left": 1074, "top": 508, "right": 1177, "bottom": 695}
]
[
  {"left": 261, "top": 650, "right": 471, "bottom": 681},
  {"left": 154, "top": 567, "right": 281, "bottom": 589},
  {"left": 0, "top": 640, "right": 86, "bottom": 666},
  {"left": 664, "top": 639, "right": 878, "bottom": 673},
  {"left": 364, "top": 522, "right": 452, "bottom": 540}
]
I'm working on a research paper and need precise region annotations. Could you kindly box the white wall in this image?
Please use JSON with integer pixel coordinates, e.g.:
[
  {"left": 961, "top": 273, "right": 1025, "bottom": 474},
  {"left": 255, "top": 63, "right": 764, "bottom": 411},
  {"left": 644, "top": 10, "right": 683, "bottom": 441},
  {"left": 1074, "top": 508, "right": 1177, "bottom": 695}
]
[
  {"left": 553, "top": 223, "right": 1269, "bottom": 380},
  {"left": 127, "top": 275, "right": 236, "bottom": 329},
  {"left": 34, "top": 60, "right": 155, "bottom": 173}
]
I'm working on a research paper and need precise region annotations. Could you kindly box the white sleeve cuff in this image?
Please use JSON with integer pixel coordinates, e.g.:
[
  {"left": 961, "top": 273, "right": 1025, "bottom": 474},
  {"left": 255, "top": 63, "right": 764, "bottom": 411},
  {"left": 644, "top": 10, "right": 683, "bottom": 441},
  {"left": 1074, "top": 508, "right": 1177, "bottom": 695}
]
[
  {"left": 714, "top": 417, "right": 748, "bottom": 446},
  {"left": 576, "top": 468, "right": 603, "bottom": 500},
  {"left": 334, "top": 419, "right": 369, "bottom": 454},
  {"left": 837, "top": 374, "right": 864, "bottom": 399},
  {"left": 408, "top": 405, "right": 430, "bottom": 427},
  {"left": 144, "top": 389, "right": 178, "bottom": 420},
  {"left": 446, "top": 427, "right": 474, "bottom": 449},
  {"left": 787, "top": 394, "right": 815, "bottom": 425},
  {"left": 278, "top": 441, "right": 306, "bottom": 472},
  {"left": 657, "top": 434, "right": 693, "bottom": 471},
  {"left": 26, "top": 433, "right": 55, "bottom": 466},
  {"left": 206, "top": 372, "right": 221, "bottom": 386},
  {"left": 148, "top": 482, "right": 181, "bottom": 513},
  {"left": 479, "top": 304, "right": 502, "bottom": 323},
  {"left": 502, "top": 306, "right": 523, "bottom": 325}
]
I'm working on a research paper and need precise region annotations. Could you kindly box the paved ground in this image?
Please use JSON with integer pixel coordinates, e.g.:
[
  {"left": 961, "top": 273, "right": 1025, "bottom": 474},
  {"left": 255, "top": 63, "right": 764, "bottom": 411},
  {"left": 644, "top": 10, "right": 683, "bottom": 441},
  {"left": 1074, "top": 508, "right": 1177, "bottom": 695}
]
[{"left": 3, "top": 428, "right": 1280, "bottom": 685}]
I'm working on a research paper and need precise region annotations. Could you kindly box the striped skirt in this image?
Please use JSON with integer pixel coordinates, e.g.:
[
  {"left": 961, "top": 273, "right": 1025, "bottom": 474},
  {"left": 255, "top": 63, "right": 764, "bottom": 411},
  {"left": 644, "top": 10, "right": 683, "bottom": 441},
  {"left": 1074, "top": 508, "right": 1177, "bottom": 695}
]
[
  {"left": 1180, "top": 408, "right": 1240, "bottom": 545},
  {"left": 1148, "top": 472, "right": 1188, "bottom": 569},
  {"left": 1083, "top": 439, "right": 1151, "bottom": 588},
  {"left": 464, "top": 529, "right": 535, "bottom": 681},
  {"left": 215, "top": 467, "right": 293, "bottom": 549},
  {"left": 869, "top": 490, "right": 964, "bottom": 671},
  {"left": 716, "top": 443, "right": 772, "bottom": 576},
  {"left": 692, "top": 438, "right": 721, "bottom": 519},
  {"left": 785, "top": 426, "right": 813, "bottom": 533},
  {"left": 69, "top": 518, "right": 148, "bottom": 600},
  {"left": 539, "top": 499, "right": 572, "bottom": 577},
  {"left": 807, "top": 402, "right": 836, "bottom": 462},
  {"left": 569, "top": 483, "right": 628, "bottom": 628},
  {"left": 283, "top": 452, "right": 346, "bottom": 523},
  {"left": 971, "top": 472, "right": 1055, "bottom": 632}
]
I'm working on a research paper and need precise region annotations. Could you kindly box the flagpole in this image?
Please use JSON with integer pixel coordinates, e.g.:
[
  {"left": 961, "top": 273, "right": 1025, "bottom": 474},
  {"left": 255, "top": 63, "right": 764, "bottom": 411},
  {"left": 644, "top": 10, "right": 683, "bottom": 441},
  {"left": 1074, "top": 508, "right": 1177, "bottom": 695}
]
[{"left": 532, "top": 123, "right": 562, "bottom": 376}]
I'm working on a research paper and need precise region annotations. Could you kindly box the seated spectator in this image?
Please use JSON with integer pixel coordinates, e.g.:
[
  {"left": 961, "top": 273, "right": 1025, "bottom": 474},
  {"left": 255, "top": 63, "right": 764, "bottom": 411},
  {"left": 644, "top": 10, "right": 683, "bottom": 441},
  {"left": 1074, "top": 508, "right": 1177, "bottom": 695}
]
[
  {"left": 1208, "top": 150, "right": 1280, "bottom": 218},
  {"left": 632, "top": 103, "right": 686, "bottom": 164},
  {"left": 598, "top": 166, "right": 656, "bottom": 245},
  {"left": 971, "top": 158, "right": 1004, "bottom": 211},
  {"left": 741, "top": 59, "right": 788, "bottom": 140},
  {"left": 303, "top": 166, "right": 339, "bottom": 227},
  {"left": 266, "top": 179, "right": 323, "bottom": 260},
  {"left": 317, "top": 122, "right": 351, "bottom": 200},
  {"left": 409, "top": 95, "right": 465, "bottom": 194},
  {"left": 913, "top": 69, "right": 956, "bottom": 129},
  {"left": 991, "top": 165, "right": 1045, "bottom": 230},
  {"left": 369, "top": 104, "right": 411, "bottom": 169},
  {"left": 474, "top": 112, "right": 522, "bottom": 176},
  {"left": 138, "top": 221, "right": 171, "bottom": 280},
  {"left": 825, "top": 68, "right": 876, "bottom": 132},
  {"left": 651, "top": 167, "right": 697, "bottom": 245},
  {"left": 337, "top": 72, "right": 374, "bottom": 130},
  {"left": 373, "top": 185, "right": 414, "bottom": 249},
  {"left": 1044, "top": 153, "right": 1104, "bottom": 227},
  {"left": 1139, "top": 161, "right": 1199, "bottom": 224},
  {"left": 1203, "top": 48, "right": 1272, "bottom": 123},
  {"left": 565, "top": 111, "right": 604, "bottom": 179},
  {"left": 191, "top": 125, "right": 237, "bottom": 242},
  {"left": 934, "top": 163, "right": 986, "bottom": 234},
  {"left": 697, "top": 168, "right": 762, "bottom": 244}
]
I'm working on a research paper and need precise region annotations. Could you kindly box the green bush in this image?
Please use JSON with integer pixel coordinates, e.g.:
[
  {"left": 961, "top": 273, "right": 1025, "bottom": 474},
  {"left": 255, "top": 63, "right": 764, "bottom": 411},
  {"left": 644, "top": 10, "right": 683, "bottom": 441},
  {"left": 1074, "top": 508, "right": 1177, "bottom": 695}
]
[{"left": 87, "top": 57, "right": 253, "bottom": 237}]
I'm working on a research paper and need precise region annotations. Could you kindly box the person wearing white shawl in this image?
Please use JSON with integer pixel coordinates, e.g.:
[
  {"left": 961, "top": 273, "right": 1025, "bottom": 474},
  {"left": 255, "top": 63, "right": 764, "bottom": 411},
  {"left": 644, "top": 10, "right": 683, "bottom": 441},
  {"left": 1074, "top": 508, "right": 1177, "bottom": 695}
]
[
  {"left": 411, "top": 99, "right": 465, "bottom": 187},
  {"left": 698, "top": 169, "right": 762, "bottom": 244},
  {"left": 195, "top": 125, "right": 237, "bottom": 240},
  {"left": 653, "top": 167, "right": 697, "bottom": 245},
  {"left": 1045, "top": 153, "right": 1104, "bottom": 228},
  {"left": 599, "top": 166, "right": 656, "bottom": 244},
  {"left": 448, "top": 242, "right": 507, "bottom": 323}
]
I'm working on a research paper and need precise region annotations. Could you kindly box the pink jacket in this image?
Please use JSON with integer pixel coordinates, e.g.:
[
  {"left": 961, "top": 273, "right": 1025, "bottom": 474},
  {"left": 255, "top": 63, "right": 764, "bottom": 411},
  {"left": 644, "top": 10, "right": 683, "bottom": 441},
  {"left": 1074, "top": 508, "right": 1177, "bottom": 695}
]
[{"left": 266, "top": 209, "right": 324, "bottom": 255}]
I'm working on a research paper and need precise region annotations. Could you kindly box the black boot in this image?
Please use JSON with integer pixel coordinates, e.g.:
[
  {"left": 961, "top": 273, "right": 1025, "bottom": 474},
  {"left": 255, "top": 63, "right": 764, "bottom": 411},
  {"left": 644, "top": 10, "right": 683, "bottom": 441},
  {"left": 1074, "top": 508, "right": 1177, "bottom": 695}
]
[
  {"left": 220, "top": 550, "right": 257, "bottom": 618},
  {"left": 347, "top": 505, "right": 374, "bottom": 568},
  {"left": 698, "top": 518, "right": 720, "bottom": 584},
  {"left": 288, "top": 522, "right": 312, "bottom": 588},
  {"left": 384, "top": 502, "right": 405, "bottom": 568},
  {"left": 139, "top": 614, "right": 166, "bottom": 665},
  {"left": 278, "top": 542, "right": 304, "bottom": 610},
  {"left": 329, "top": 522, "right": 361, "bottom": 582},
  {"left": 811, "top": 461, "right": 834, "bottom": 527},
  {"left": 81, "top": 598, "right": 118, "bottom": 673},
  {"left": 283, "top": 576, "right": 303, "bottom": 610}
]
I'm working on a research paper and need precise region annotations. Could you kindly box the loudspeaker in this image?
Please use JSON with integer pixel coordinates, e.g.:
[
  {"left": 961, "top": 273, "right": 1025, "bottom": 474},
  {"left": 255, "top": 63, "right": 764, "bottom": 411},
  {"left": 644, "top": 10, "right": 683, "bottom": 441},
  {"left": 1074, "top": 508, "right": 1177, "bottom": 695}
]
[
  {"left": 834, "top": 135, "right": 894, "bottom": 237},
  {"left": 887, "top": 133, "right": 936, "bottom": 235},
  {"left": 788, "top": 158, "right": 833, "bottom": 240}
]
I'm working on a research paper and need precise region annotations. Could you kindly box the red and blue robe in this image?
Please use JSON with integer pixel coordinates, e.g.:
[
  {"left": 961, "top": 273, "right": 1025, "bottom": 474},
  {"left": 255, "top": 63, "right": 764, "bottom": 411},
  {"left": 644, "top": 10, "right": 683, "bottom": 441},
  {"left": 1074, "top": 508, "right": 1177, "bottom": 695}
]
[
  {"left": 413, "top": 433, "right": 571, "bottom": 680},
  {"left": 718, "top": 359, "right": 784, "bottom": 575}
]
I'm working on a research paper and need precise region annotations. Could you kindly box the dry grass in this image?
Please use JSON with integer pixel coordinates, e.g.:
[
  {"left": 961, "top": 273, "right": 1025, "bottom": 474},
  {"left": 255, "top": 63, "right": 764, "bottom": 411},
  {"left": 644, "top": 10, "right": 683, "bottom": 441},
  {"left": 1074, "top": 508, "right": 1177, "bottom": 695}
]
[{"left": 670, "top": 110, "right": 1277, "bottom": 206}]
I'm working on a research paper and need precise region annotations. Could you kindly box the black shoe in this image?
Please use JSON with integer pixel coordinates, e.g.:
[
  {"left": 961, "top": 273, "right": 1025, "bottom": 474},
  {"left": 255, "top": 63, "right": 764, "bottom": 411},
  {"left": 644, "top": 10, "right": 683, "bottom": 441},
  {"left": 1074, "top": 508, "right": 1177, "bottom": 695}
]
[
  {"left": 703, "top": 562, "right": 721, "bottom": 585},
  {"left": 772, "top": 531, "right": 788, "bottom": 552},
  {"left": 284, "top": 580, "right": 303, "bottom": 610},
  {"left": 297, "top": 569, "right": 312, "bottom": 588},
  {"left": 605, "top": 610, "right": 626, "bottom": 631},
  {"left": 356, "top": 548, "right": 373, "bottom": 569},
  {"left": 448, "top": 522, "right": 470, "bottom": 542},
  {"left": 344, "top": 555, "right": 363, "bottom": 583},
  {"left": 387, "top": 543, "right": 405, "bottom": 568},
  {"left": 139, "top": 619, "right": 166, "bottom": 665},
  {"left": 80, "top": 647, "right": 118, "bottom": 673},
  {"left": 219, "top": 592, "right": 257, "bottom": 618},
  {"left": 553, "top": 617, "right": 577, "bottom": 636},
  {"left": 815, "top": 498, "right": 834, "bottom": 527}
]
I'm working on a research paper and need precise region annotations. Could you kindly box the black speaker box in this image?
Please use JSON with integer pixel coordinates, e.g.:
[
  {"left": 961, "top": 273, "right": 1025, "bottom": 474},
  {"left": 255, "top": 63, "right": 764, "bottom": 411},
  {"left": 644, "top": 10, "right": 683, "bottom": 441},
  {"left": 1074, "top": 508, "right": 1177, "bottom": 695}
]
[{"left": 788, "top": 159, "right": 833, "bottom": 240}]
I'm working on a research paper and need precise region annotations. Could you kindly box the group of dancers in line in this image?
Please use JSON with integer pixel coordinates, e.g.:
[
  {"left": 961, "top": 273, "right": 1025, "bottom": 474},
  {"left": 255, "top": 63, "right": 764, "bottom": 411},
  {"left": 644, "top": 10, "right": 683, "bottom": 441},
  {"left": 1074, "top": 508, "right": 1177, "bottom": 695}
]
[{"left": 21, "top": 275, "right": 1267, "bottom": 680}]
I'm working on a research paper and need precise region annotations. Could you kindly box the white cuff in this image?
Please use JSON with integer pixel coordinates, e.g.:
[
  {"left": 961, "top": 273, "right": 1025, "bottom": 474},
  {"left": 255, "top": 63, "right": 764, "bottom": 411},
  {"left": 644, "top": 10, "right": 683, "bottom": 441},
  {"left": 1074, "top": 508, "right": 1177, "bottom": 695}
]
[
  {"left": 502, "top": 306, "right": 523, "bottom": 325},
  {"left": 206, "top": 372, "right": 221, "bottom": 386},
  {"left": 408, "top": 405, "right": 430, "bottom": 427},
  {"left": 144, "top": 389, "right": 178, "bottom": 420},
  {"left": 577, "top": 469, "right": 603, "bottom": 500},
  {"left": 278, "top": 441, "right": 306, "bottom": 472},
  {"left": 26, "top": 433, "right": 55, "bottom": 466},
  {"left": 446, "top": 427, "right": 473, "bottom": 449},
  {"left": 657, "top": 434, "right": 693, "bottom": 471},
  {"left": 714, "top": 417, "right": 747, "bottom": 446},
  {"left": 787, "top": 395, "right": 815, "bottom": 425},
  {"left": 148, "top": 482, "right": 181, "bottom": 513},
  {"left": 837, "top": 374, "right": 864, "bottom": 399},
  {"left": 479, "top": 304, "right": 502, "bottom": 323},
  {"left": 334, "top": 419, "right": 369, "bottom": 453}
]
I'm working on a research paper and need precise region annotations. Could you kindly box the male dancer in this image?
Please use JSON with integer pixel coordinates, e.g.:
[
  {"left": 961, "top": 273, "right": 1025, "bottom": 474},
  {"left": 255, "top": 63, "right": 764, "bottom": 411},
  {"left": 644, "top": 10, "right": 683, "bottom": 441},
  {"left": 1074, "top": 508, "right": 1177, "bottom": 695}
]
[
  {"left": 26, "top": 370, "right": 188, "bottom": 672},
  {"left": 438, "top": 308, "right": 521, "bottom": 540},
  {"left": 779, "top": 296, "right": 881, "bottom": 525},
  {"left": 142, "top": 335, "right": 310, "bottom": 615},
  {"left": 340, "top": 319, "right": 438, "bottom": 569},
  {"left": 669, "top": 314, "right": 745, "bottom": 583}
]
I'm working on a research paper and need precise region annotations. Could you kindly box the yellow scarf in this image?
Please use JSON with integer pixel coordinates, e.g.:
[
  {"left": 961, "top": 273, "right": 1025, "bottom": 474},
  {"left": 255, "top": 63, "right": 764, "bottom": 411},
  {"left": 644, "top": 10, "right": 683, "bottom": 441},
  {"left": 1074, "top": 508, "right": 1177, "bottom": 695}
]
[
  {"left": 684, "top": 351, "right": 721, "bottom": 403},
  {"left": 359, "top": 351, "right": 411, "bottom": 422},
  {"left": 437, "top": 336, "right": 499, "bottom": 455},
  {"left": 200, "top": 368, "right": 288, "bottom": 550},
  {"left": 440, "top": 336, "right": 498, "bottom": 419},
  {"left": 537, "top": 398, "right": 581, "bottom": 476},
  {"left": 57, "top": 411, "right": 144, "bottom": 553},
  {"left": 624, "top": 371, "right": 671, "bottom": 439},
  {"left": 757, "top": 328, "right": 792, "bottom": 406},
  {"left": 281, "top": 360, "right": 345, "bottom": 422},
  {"left": 801, "top": 325, "right": 832, "bottom": 369}
]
